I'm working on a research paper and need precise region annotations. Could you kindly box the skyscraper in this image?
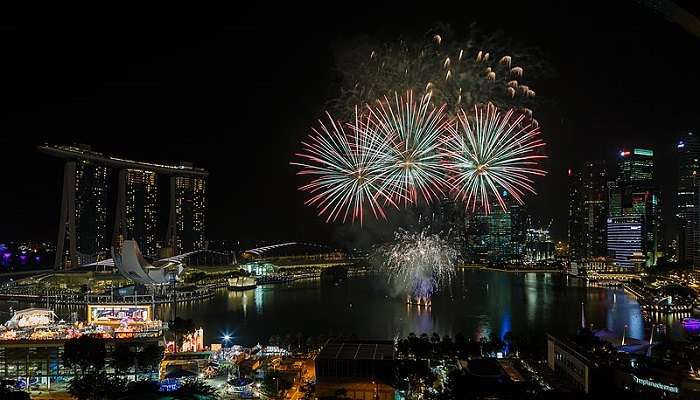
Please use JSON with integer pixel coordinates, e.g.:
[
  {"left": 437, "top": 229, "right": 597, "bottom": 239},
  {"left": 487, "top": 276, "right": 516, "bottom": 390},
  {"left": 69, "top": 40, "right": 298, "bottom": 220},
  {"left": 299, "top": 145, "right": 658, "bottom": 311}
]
[
  {"left": 168, "top": 173, "right": 207, "bottom": 254},
  {"left": 609, "top": 148, "right": 662, "bottom": 267},
  {"left": 582, "top": 161, "right": 608, "bottom": 258},
  {"left": 567, "top": 168, "right": 585, "bottom": 260},
  {"left": 41, "top": 145, "right": 209, "bottom": 268},
  {"left": 466, "top": 208, "right": 508, "bottom": 264},
  {"left": 525, "top": 227, "right": 555, "bottom": 263},
  {"left": 568, "top": 161, "right": 608, "bottom": 261},
  {"left": 677, "top": 132, "right": 699, "bottom": 266},
  {"left": 114, "top": 169, "right": 159, "bottom": 256},
  {"left": 618, "top": 148, "right": 654, "bottom": 185},
  {"left": 58, "top": 157, "right": 110, "bottom": 267},
  {"left": 510, "top": 203, "right": 529, "bottom": 260},
  {"left": 607, "top": 216, "right": 643, "bottom": 269}
]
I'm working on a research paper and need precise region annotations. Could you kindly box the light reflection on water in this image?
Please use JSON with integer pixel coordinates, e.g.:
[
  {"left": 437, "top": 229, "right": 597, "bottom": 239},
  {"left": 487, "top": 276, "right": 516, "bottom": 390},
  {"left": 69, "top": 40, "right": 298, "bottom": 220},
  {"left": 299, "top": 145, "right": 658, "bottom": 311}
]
[{"left": 0, "top": 271, "right": 691, "bottom": 347}]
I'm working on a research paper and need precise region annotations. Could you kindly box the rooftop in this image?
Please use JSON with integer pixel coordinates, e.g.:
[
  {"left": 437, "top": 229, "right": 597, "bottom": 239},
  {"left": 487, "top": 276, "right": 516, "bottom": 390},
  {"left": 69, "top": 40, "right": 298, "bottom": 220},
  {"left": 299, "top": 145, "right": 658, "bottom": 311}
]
[
  {"left": 38, "top": 144, "right": 208, "bottom": 177},
  {"left": 317, "top": 340, "right": 395, "bottom": 361}
]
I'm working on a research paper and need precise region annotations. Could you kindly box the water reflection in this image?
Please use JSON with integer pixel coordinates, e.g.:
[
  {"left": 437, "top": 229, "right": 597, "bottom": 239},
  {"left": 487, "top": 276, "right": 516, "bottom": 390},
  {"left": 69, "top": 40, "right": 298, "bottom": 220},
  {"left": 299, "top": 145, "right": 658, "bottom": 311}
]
[{"left": 0, "top": 271, "right": 693, "bottom": 347}]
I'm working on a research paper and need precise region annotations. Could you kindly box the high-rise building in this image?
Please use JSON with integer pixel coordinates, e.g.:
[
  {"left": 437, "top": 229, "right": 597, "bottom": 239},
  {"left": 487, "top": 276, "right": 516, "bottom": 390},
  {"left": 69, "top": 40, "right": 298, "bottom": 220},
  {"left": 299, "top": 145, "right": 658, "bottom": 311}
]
[
  {"left": 582, "top": 161, "right": 608, "bottom": 258},
  {"left": 567, "top": 168, "right": 585, "bottom": 261},
  {"left": 510, "top": 203, "right": 529, "bottom": 259},
  {"left": 466, "top": 207, "right": 511, "bottom": 264},
  {"left": 114, "top": 169, "right": 159, "bottom": 256},
  {"left": 677, "top": 132, "right": 699, "bottom": 266},
  {"left": 618, "top": 148, "right": 654, "bottom": 185},
  {"left": 568, "top": 161, "right": 608, "bottom": 261},
  {"left": 607, "top": 216, "right": 643, "bottom": 269},
  {"left": 696, "top": 190, "right": 700, "bottom": 266},
  {"left": 40, "top": 145, "right": 208, "bottom": 268},
  {"left": 167, "top": 173, "right": 207, "bottom": 254},
  {"left": 607, "top": 180, "right": 622, "bottom": 218},
  {"left": 608, "top": 148, "right": 662, "bottom": 267},
  {"left": 525, "top": 227, "right": 555, "bottom": 263},
  {"left": 55, "top": 157, "right": 110, "bottom": 267}
]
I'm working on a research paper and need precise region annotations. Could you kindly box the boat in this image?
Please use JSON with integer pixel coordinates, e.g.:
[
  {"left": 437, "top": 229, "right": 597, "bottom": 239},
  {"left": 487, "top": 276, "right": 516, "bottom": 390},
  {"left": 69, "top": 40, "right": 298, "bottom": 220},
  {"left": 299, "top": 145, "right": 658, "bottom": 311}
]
[{"left": 227, "top": 276, "right": 257, "bottom": 291}]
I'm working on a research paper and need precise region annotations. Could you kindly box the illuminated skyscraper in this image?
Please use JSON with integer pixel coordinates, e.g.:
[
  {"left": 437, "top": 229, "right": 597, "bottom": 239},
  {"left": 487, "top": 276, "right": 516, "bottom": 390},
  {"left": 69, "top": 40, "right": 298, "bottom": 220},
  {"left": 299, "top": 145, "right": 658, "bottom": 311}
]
[
  {"left": 609, "top": 148, "right": 662, "bottom": 267},
  {"left": 525, "top": 227, "right": 554, "bottom": 262},
  {"left": 676, "top": 132, "right": 699, "bottom": 266},
  {"left": 582, "top": 161, "right": 608, "bottom": 258},
  {"left": 41, "top": 145, "right": 208, "bottom": 268},
  {"left": 466, "top": 199, "right": 525, "bottom": 264},
  {"left": 607, "top": 216, "right": 643, "bottom": 269},
  {"left": 510, "top": 203, "right": 529, "bottom": 259},
  {"left": 46, "top": 144, "right": 111, "bottom": 268},
  {"left": 567, "top": 168, "right": 585, "bottom": 260},
  {"left": 568, "top": 161, "right": 608, "bottom": 261},
  {"left": 167, "top": 172, "right": 207, "bottom": 254},
  {"left": 617, "top": 148, "right": 654, "bottom": 185},
  {"left": 114, "top": 169, "right": 159, "bottom": 256}
]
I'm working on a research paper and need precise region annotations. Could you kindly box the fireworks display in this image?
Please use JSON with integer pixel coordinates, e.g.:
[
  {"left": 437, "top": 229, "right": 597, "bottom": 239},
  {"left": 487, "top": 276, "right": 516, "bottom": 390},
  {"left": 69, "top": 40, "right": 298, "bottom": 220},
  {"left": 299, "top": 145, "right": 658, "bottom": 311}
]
[
  {"left": 333, "top": 27, "right": 541, "bottom": 117},
  {"left": 290, "top": 109, "right": 395, "bottom": 224},
  {"left": 443, "top": 103, "right": 547, "bottom": 213},
  {"left": 369, "top": 91, "right": 450, "bottom": 205},
  {"left": 377, "top": 228, "right": 459, "bottom": 306},
  {"left": 293, "top": 27, "right": 548, "bottom": 223},
  {"left": 292, "top": 95, "right": 547, "bottom": 222}
]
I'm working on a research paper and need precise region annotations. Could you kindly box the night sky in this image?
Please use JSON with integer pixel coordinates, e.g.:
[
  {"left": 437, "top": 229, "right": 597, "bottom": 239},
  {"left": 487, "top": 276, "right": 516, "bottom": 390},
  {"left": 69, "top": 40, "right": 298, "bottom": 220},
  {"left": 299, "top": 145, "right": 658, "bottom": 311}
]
[{"left": 1, "top": 2, "right": 698, "bottom": 247}]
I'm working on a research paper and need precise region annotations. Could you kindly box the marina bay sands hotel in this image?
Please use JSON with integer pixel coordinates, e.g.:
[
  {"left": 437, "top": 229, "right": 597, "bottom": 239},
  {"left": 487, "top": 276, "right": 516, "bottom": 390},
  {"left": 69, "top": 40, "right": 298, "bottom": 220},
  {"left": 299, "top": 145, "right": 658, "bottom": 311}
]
[{"left": 39, "top": 144, "right": 208, "bottom": 269}]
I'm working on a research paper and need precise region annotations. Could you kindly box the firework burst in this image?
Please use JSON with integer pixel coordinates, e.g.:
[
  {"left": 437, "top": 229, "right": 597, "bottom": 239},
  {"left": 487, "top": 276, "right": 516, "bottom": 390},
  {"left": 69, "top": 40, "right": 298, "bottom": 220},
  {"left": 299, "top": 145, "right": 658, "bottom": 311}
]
[
  {"left": 378, "top": 228, "right": 459, "bottom": 305},
  {"left": 291, "top": 109, "right": 397, "bottom": 224},
  {"left": 368, "top": 91, "right": 450, "bottom": 205},
  {"left": 333, "top": 27, "right": 542, "bottom": 118},
  {"left": 442, "top": 102, "right": 547, "bottom": 213}
]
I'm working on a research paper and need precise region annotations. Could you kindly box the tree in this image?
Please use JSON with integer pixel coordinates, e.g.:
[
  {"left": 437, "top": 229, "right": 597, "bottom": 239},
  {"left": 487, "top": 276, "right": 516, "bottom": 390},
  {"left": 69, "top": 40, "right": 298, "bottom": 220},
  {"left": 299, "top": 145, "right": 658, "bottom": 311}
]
[
  {"left": 173, "top": 378, "right": 219, "bottom": 399},
  {"left": 137, "top": 344, "right": 164, "bottom": 379},
  {"left": 0, "top": 384, "right": 30, "bottom": 400},
  {"left": 63, "top": 335, "right": 106, "bottom": 375},
  {"left": 282, "top": 333, "right": 293, "bottom": 351},
  {"left": 440, "top": 335, "right": 455, "bottom": 358},
  {"left": 68, "top": 371, "right": 126, "bottom": 400},
  {"left": 430, "top": 333, "right": 441, "bottom": 357},
  {"left": 219, "top": 361, "right": 238, "bottom": 379},
  {"left": 111, "top": 343, "right": 134, "bottom": 375},
  {"left": 169, "top": 317, "right": 196, "bottom": 350},
  {"left": 295, "top": 332, "right": 304, "bottom": 352},
  {"left": 119, "top": 380, "right": 160, "bottom": 400},
  {"left": 263, "top": 371, "right": 293, "bottom": 397}
]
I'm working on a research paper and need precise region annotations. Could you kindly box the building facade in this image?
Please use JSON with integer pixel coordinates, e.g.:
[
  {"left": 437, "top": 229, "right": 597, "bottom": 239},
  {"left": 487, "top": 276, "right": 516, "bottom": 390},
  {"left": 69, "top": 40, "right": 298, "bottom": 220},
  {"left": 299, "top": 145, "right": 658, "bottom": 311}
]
[
  {"left": 54, "top": 154, "right": 110, "bottom": 268},
  {"left": 114, "top": 169, "right": 159, "bottom": 256},
  {"left": 167, "top": 174, "right": 207, "bottom": 254},
  {"left": 608, "top": 149, "right": 661, "bottom": 267},
  {"left": 607, "top": 216, "right": 643, "bottom": 269},
  {"left": 568, "top": 161, "right": 608, "bottom": 262},
  {"left": 467, "top": 207, "right": 513, "bottom": 263},
  {"left": 40, "top": 145, "right": 208, "bottom": 268},
  {"left": 677, "top": 132, "right": 699, "bottom": 266}
]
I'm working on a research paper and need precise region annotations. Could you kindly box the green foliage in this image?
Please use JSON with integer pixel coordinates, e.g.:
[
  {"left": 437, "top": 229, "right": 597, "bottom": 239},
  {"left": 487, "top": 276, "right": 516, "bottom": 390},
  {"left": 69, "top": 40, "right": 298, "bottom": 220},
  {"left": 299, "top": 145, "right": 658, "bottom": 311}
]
[
  {"left": 68, "top": 371, "right": 127, "bottom": 400},
  {"left": 119, "top": 380, "right": 160, "bottom": 400},
  {"left": 111, "top": 343, "right": 134, "bottom": 374},
  {"left": 170, "top": 317, "right": 196, "bottom": 348},
  {"left": 137, "top": 344, "right": 165, "bottom": 376},
  {"left": 63, "top": 335, "right": 107, "bottom": 375},
  {"left": 263, "top": 370, "right": 293, "bottom": 397},
  {"left": 0, "top": 384, "right": 30, "bottom": 400},
  {"left": 173, "top": 379, "right": 219, "bottom": 399}
]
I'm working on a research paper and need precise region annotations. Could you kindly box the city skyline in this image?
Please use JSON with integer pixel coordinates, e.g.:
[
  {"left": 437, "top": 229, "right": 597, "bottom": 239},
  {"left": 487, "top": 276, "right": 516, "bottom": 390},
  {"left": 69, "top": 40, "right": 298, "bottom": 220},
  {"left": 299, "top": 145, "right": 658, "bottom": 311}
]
[
  {"left": 0, "top": 3, "right": 698, "bottom": 246},
  {"left": 1, "top": 3, "right": 700, "bottom": 399}
]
